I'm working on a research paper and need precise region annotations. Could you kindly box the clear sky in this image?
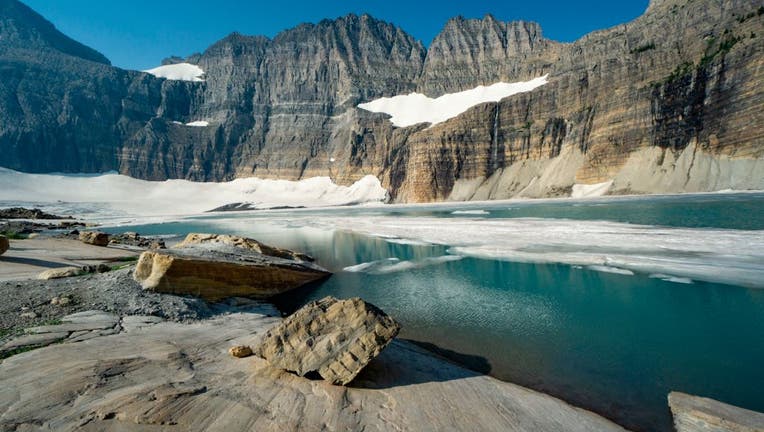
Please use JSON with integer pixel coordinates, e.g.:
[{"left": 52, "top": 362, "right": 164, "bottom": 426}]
[{"left": 23, "top": 0, "right": 649, "bottom": 71}]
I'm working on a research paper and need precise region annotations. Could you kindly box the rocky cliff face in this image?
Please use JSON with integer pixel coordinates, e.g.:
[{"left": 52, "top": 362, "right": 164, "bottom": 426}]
[{"left": 0, "top": 0, "right": 762, "bottom": 201}]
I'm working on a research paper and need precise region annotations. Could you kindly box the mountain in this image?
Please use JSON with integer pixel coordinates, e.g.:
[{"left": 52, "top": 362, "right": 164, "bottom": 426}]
[{"left": 0, "top": 0, "right": 762, "bottom": 202}]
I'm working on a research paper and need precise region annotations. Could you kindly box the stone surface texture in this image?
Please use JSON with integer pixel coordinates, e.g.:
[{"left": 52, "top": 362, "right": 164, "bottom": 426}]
[
  {"left": 175, "top": 233, "right": 314, "bottom": 261},
  {"left": 133, "top": 244, "right": 330, "bottom": 301},
  {"left": 79, "top": 231, "right": 110, "bottom": 246},
  {"left": 669, "top": 391, "right": 764, "bottom": 432},
  {"left": 255, "top": 296, "right": 400, "bottom": 385},
  {"left": 0, "top": 0, "right": 761, "bottom": 202},
  {"left": 36, "top": 266, "right": 82, "bottom": 280},
  {"left": 0, "top": 310, "right": 629, "bottom": 432}
]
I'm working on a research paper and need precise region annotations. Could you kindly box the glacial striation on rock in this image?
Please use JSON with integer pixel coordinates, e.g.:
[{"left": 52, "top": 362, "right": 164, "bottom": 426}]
[
  {"left": 668, "top": 391, "right": 764, "bottom": 432},
  {"left": 175, "top": 233, "right": 314, "bottom": 262},
  {"left": 133, "top": 243, "right": 330, "bottom": 301},
  {"left": 255, "top": 296, "right": 400, "bottom": 385}
]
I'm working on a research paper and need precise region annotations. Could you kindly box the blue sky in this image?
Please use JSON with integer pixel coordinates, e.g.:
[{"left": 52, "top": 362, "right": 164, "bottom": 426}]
[{"left": 23, "top": 0, "right": 649, "bottom": 71}]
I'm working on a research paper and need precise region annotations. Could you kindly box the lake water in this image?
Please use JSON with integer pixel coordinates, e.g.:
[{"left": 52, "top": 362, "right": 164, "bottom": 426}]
[{"left": 99, "top": 192, "right": 764, "bottom": 432}]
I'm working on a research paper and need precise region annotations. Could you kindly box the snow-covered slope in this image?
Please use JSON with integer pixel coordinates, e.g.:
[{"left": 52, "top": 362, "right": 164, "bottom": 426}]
[
  {"left": 0, "top": 168, "right": 386, "bottom": 218},
  {"left": 143, "top": 63, "right": 205, "bottom": 82},
  {"left": 357, "top": 75, "right": 549, "bottom": 127}
]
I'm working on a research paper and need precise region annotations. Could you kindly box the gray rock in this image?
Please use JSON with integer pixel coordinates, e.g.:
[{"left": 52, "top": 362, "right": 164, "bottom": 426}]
[
  {"left": 669, "top": 391, "right": 764, "bottom": 432},
  {"left": 1, "top": 331, "right": 69, "bottom": 352},
  {"left": 255, "top": 296, "right": 400, "bottom": 385},
  {"left": 37, "top": 267, "right": 82, "bottom": 280},
  {"left": 79, "top": 231, "right": 109, "bottom": 247}
]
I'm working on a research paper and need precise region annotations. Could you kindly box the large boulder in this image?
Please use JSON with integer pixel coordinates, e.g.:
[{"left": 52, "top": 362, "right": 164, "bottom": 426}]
[
  {"left": 255, "top": 296, "right": 400, "bottom": 385},
  {"left": 79, "top": 231, "right": 109, "bottom": 246},
  {"left": 668, "top": 391, "right": 764, "bottom": 432},
  {"left": 0, "top": 235, "right": 8, "bottom": 255},
  {"left": 133, "top": 244, "right": 330, "bottom": 301},
  {"left": 175, "top": 233, "right": 313, "bottom": 261}
]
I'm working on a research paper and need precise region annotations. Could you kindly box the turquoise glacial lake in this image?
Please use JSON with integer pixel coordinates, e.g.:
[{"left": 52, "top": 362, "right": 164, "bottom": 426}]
[{"left": 105, "top": 192, "right": 764, "bottom": 432}]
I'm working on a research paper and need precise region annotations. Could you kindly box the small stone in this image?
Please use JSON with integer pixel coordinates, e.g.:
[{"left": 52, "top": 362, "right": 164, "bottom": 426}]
[
  {"left": 229, "top": 345, "right": 253, "bottom": 358},
  {"left": 50, "top": 297, "right": 59, "bottom": 305},
  {"left": 58, "top": 297, "right": 71, "bottom": 306},
  {"left": 96, "top": 263, "right": 111, "bottom": 273},
  {"left": 20, "top": 311, "right": 37, "bottom": 319}
]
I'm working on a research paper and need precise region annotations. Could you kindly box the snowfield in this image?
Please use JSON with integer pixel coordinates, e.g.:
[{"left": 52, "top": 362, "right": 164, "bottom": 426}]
[
  {"left": 144, "top": 63, "right": 205, "bottom": 82},
  {"left": 0, "top": 168, "right": 387, "bottom": 217},
  {"left": 357, "top": 75, "right": 549, "bottom": 127}
]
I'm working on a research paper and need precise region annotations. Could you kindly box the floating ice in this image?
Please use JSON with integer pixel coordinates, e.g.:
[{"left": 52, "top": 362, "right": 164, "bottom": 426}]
[
  {"left": 144, "top": 63, "right": 205, "bottom": 82},
  {"left": 358, "top": 76, "right": 549, "bottom": 127},
  {"left": 451, "top": 210, "right": 490, "bottom": 215},
  {"left": 343, "top": 256, "right": 463, "bottom": 274}
]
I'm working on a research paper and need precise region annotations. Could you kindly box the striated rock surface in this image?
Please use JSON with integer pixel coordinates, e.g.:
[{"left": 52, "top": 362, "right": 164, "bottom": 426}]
[
  {"left": 0, "top": 235, "right": 8, "bottom": 255},
  {"left": 669, "top": 391, "right": 764, "bottom": 432},
  {"left": 0, "top": 0, "right": 762, "bottom": 201},
  {"left": 133, "top": 245, "right": 330, "bottom": 301},
  {"left": 79, "top": 231, "right": 110, "bottom": 246},
  {"left": 255, "top": 296, "right": 400, "bottom": 385},
  {"left": 0, "top": 311, "right": 628, "bottom": 432}
]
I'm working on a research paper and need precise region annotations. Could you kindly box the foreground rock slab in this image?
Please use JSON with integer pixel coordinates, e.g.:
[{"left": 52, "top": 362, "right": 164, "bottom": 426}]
[
  {"left": 0, "top": 235, "right": 7, "bottom": 255},
  {"left": 669, "top": 391, "right": 764, "bottom": 432},
  {"left": 256, "top": 296, "right": 400, "bottom": 385},
  {"left": 0, "top": 312, "right": 628, "bottom": 432},
  {"left": 133, "top": 245, "right": 330, "bottom": 301}
]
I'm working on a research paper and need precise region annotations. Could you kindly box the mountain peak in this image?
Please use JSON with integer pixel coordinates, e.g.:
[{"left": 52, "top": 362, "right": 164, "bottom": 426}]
[{"left": 0, "top": 0, "right": 110, "bottom": 64}]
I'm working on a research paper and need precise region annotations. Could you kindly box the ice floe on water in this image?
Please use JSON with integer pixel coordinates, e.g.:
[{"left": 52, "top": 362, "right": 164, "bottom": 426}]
[
  {"left": 288, "top": 216, "right": 764, "bottom": 289},
  {"left": 358, "top": 76, "right": 548, "bottom": 127},
  {"left": 144, "top": 63, "right": 205, "bottom": 82},
  {"left": 343, "top": 256, "right": 463, "bottom": 274},
  {"left": 0, "top": 168, "right": 387, "bottom": 220},
  {"left": 649, "top": 274, "right": 693, "bottom": 284},
  {"left": 451, "top": 210, "right": 490, "bottom": 215}
]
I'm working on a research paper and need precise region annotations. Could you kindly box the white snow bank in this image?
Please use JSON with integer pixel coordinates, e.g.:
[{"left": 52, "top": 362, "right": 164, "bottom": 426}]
[
  {"left": 451, "top": 210, "right": 490, "bottom": 215},
  {"left": 343, "top": 255, "right": 463, "bottom": 274},
  {"left": 186, "top": 121, "right": 209, "bottom": 127},
  {"left": 357, "top": 75, "right": 549, "bottom": 127},
  {"left": 571, "top": 181, "right": 613, "bottom": 198},
  {"left": 269, "top": 215, "right": 764, "bottom": 289},
  {"left": 0, "top": 168, "right": 387, "bottom": 218},
  {"left": 144, "top": 63, "right": 205, "bottom": 82}
]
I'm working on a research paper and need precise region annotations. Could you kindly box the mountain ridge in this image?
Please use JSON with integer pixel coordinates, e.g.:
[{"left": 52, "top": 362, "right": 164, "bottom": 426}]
[{"left": 0, "top": 0, "right": 762, "bottom": 201}]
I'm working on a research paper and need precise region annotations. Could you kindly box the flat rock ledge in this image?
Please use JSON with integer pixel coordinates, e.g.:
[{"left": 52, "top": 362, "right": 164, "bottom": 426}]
[
  {"left": 133, "top": 246, "right": 330, "bottom": 302},
  {"left": 669, "top": 391, "right": 764, "bottom": 432},
  {"left": 256, "top": 296, "right": 400, "bottom": 385},
  {"left": 0, "top": 310, "right": 628, "bottom": 432}
]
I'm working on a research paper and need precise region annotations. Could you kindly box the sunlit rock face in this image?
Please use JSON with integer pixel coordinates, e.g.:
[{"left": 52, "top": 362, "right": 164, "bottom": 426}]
[{"left": 0, "top": 0, "right": 762, "bottom": 201}]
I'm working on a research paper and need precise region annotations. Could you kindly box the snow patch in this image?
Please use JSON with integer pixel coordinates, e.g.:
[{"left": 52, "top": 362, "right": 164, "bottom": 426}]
[
  {"left": 358, "top": 75, "right": 549, "bottom": 127},
  {"left": 0, "top": 168, "right": 387, "bottom": 219},
  {"left": 587, "top": 265, "right": 635, "bottom": 276},
  {"left": 571, "top": 181, "right": 613, "bottom": 198},
  {"left": 186, "top": 121, "right": 209, "bottom": 127},
  {"left": 144, "top": 63, "right": 205, "bottom": 82},
  {"left": 451, "top": 210, "right": 490, "bottom": 215}
]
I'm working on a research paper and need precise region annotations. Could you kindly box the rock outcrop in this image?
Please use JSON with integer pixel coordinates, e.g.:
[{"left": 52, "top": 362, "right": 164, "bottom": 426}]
[
  {"left": 668, "top": 391, "right": 764, "bottom": 432},
  {"left": 0, "top": 207, "right": 72, "bottom": 220},
  {"left": 79, "top": 231, "right": 110, "bottom": 246},
  {"left": 255, "top": 296, "right": 400, "bottom": 385},
  {"left": 0, "top": 310, "right": 628, "bottom": 432},
  {"left": 0, "top": 0, "right": 762, "bottom": 201},
  {"left": 133, "top": 244, "right": 330, "bottom": 301},
  {"left": 175, "top": 233, "right": 313, "bottom": 261},
  {"left": 0, "top": 235, "right": 8, "bottom": 255}
]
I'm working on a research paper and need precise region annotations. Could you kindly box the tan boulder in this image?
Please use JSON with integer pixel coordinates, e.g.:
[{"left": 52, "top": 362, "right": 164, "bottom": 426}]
[
  {"left": 37, "top": 267, "right": 82, "bottom": 280},
  {"left": 668, "top": 391, "right": 764, "bottom": 432},
  {"left": 133, "top": 246, "right": 330, "bottom": 302},
  {"left": 0, "top": 235, "right": 8, "bottom": 255},
  {"left": 175, "top": 233, "right": 313, "bottom": 261},
  {"left": 255, "top": 296, "right": 400, "bottom": 385},
  {"left": 229, "top": 345, "right": 253, "bottom": 358},
  {"left": 79, "top": 231, "right": 109, "bottom": 246}
]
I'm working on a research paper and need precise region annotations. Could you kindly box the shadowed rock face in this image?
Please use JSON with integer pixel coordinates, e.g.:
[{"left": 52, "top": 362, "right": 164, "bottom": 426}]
[
  {"left": 0, "top": 0, "right": 762, "bottom": 201},
  {"left": 255, "top": 296, "right": 400, "bottom": 385}
]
